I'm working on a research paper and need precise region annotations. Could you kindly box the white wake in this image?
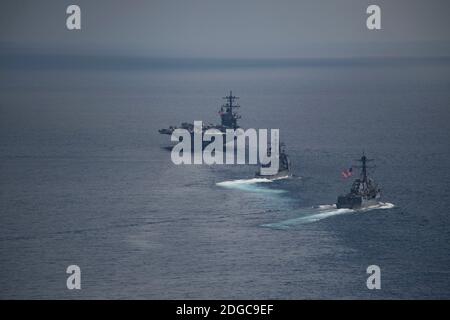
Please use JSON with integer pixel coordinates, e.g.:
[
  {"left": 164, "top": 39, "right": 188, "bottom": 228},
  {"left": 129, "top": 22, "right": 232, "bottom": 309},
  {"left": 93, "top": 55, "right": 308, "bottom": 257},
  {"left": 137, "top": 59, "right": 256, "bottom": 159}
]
[
  {"left": 262, "top": 202, "right": 395, "bottom": 229},
  {"left": 216, "top": 178, "right": 273, "bottom": 186},
  {"left": 216, "top": 177, "right": 289, "bottom": 194}
]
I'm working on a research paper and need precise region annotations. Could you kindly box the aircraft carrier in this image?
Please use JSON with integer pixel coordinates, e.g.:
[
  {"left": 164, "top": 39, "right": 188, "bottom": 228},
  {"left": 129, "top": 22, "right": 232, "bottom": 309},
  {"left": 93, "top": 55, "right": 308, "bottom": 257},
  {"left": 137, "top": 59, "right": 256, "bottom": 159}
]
[{"left": 159, "top": 91, "right": 241, "bottom": 137}]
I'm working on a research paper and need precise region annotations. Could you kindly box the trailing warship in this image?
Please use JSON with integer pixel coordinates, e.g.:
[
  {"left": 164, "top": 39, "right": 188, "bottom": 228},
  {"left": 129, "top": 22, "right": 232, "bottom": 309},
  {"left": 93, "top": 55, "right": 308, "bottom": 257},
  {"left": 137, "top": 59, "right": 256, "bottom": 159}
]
[
  {"left": 158, "top": 91, "right": 241, "bottom": 138},
  {"left": 336, "top": 153, "right": 381, "bottom": 209},
  {"left": 255, "top": 143, "right": 291, "bottom": 179}
]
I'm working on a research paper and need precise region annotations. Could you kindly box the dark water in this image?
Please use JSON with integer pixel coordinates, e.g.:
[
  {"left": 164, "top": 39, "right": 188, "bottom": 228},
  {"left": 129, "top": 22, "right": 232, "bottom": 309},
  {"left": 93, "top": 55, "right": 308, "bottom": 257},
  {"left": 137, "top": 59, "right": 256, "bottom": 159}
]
[{"left": 1, "top": 59, "right": 449, "bottom": 299}]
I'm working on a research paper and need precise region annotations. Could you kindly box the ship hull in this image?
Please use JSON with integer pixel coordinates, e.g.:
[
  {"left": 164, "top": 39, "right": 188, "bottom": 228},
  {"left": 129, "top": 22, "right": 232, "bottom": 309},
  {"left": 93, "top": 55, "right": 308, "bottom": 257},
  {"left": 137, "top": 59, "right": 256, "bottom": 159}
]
[
  {"left": 255, "top": 169, "right": 290, "bottom": 180},
  {"left": 159, "top": 132, "right": 227, "bottom": 151},
  {"left": 336, "top": 195, "right": 379, "bottom": 209}
]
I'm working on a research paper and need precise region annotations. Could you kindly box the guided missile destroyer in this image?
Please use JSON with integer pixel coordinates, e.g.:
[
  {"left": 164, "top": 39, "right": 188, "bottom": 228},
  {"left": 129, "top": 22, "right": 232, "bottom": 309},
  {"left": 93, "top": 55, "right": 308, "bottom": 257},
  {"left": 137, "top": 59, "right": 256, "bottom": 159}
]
[{"left": 336, "top": 153, "right": 381, "bottom": 209}]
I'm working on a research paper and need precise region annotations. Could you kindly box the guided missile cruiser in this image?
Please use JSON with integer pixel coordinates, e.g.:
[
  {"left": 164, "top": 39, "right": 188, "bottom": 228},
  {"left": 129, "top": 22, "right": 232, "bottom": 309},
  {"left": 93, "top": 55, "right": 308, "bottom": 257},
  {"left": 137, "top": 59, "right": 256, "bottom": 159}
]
[{"left": 255, "top": 143, "right": 291, "bottom": 179}]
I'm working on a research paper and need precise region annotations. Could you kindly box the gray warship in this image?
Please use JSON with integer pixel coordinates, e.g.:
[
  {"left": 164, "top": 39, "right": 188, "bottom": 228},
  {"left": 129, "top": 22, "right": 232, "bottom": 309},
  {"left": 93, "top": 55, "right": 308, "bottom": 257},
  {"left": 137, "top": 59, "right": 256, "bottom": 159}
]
[
  {"left": 336, "top": 153, "right": 381, "bottom": 209},
  {"left": 255, "top": 143, "right": 291, "bottom": 179},
  {"left": 158, "top": 91, "right": 241, "bottom": 139}
]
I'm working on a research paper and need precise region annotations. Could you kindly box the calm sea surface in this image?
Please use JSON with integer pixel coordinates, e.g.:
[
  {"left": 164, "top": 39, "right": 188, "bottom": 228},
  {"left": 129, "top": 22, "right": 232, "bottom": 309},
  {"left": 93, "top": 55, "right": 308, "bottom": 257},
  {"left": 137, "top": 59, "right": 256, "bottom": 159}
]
[{"left": 1, "top": 59, "right": 449, "bottom": 298}]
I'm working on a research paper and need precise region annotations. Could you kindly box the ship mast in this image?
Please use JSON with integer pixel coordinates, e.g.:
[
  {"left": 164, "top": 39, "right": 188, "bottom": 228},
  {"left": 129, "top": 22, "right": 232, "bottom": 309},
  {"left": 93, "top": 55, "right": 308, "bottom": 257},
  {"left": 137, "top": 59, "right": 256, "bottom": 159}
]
[
  {"left": 222, "top": 90, "right": 240, "bottom": 111},
  {"left": 355, "top": 152, "right": 374, "bottom": 183},
  {"left": 361, "top": 155, "right": 367, "bottom": 182},
  {"left": 220, "top": 90, "right": 241, "bottom": 129}
]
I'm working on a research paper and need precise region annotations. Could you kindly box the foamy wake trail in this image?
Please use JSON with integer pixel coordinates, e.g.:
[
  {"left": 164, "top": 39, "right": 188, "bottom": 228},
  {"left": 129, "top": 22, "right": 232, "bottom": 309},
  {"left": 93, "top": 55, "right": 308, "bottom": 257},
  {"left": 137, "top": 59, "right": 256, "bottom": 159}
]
[
  {"left": 262, "top": 202, "right": 395, "bottom": 229},
  {"left": 216, "top": 178, "right": 287, "bottom": 193},
  {"left": 217, "top": 178, "right": 272, "bottom": 186}
]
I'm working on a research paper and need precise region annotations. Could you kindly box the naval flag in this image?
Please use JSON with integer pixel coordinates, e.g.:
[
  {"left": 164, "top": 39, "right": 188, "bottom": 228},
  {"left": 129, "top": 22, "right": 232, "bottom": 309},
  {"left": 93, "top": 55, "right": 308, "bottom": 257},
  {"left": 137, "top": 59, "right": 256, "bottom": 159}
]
[{"left": 341, "top": 167, "right": 353, "bottom": 179}]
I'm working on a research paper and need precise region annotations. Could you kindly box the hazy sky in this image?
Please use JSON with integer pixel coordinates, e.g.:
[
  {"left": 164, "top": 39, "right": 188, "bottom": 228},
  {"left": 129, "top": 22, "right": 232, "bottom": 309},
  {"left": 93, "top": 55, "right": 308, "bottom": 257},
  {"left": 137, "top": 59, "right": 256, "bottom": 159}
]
[{"left": 1, "top": 0, "right": 450, "bottom": 58}]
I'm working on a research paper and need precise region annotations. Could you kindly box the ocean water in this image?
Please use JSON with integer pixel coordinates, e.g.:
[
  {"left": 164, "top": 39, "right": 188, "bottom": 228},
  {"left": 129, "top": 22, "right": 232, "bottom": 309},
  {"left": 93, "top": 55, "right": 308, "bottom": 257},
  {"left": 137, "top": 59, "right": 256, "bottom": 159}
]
[{"left": 1, "top": 58, "right": 450, "bottom": 299}]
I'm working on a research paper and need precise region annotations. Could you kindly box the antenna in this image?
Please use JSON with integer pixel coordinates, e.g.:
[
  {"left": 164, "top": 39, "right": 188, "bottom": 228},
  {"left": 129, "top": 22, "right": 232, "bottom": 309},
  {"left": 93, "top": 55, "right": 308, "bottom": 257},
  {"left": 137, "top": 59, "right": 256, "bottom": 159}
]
[
  {"left": 219, "top": 91, "right": 241, "bottom": 129},
  {"left": 353, "top": 153, "right": 375, "bottom": 182},
  {"left": 222, "top": 90, "right": 240, "bottom": 109}
]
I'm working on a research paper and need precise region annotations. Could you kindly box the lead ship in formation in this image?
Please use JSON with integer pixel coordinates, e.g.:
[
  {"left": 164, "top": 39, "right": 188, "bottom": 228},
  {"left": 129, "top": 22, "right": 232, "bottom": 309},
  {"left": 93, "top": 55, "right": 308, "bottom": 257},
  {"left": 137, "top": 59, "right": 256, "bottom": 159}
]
[
  {"left": 336, "top": 154, "right": 381, "bottom": 209},
  {"left": 158, "top": 91, "right": 241, "bottom": 138}
]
